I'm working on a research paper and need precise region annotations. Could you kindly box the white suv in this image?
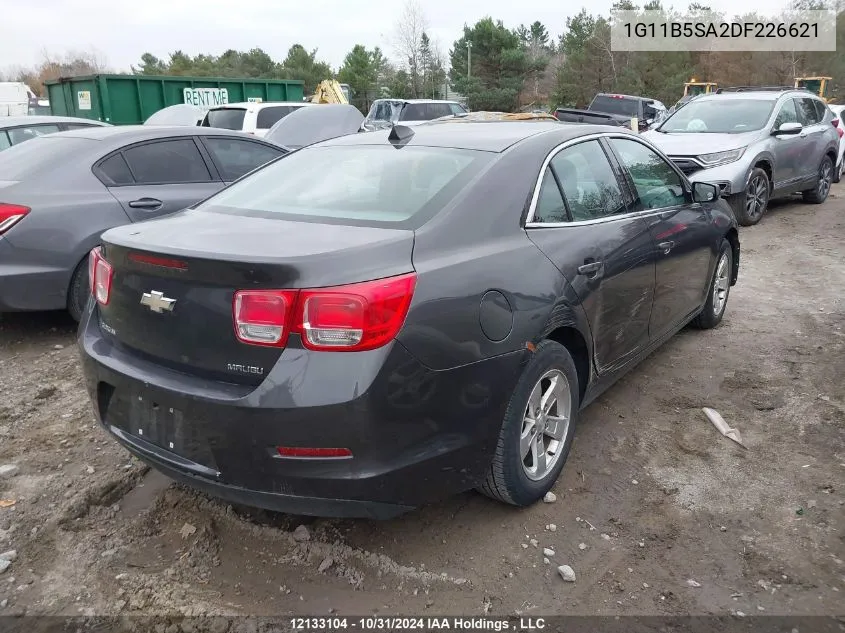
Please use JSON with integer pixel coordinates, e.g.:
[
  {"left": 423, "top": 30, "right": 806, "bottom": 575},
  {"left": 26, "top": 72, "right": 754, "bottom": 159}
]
[{"left": 200, "top": 102, "right": 314, "bottom": 137}]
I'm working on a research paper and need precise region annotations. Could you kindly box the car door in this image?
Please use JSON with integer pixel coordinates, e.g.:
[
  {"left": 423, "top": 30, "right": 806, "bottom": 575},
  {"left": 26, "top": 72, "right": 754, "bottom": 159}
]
[
  {"left": 103, "top": 137, "right": 223, "bottom": 222},
  {"left": 770, "top": 98, "right": 802, "bottom": 189},
  {"left": 525, "top": 138, "right": 657, "bottom": 374},
  {"left": 199, "top": 136, "right": 284, "bottom": 184},
  {"left": 795, "top": 97, "right": 827, "bottom": 183},
  {"left": 607, "top": 136, "right": 714, "bottom": 337}
]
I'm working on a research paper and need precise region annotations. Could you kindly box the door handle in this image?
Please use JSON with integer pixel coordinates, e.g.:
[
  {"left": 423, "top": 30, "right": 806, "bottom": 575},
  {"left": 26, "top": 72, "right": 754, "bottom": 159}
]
[
  {"left": 128, "top": 197, "right": 163, "bottom": 210},
  {"left": 658, "top": 240, "right": 674, "bottom": 254},
  {"left": 577, "top": 261, "right": 603, "bottom": 276}
]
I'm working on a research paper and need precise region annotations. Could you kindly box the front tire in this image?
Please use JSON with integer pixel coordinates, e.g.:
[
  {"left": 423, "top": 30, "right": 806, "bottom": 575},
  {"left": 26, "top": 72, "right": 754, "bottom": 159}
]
[
  {"left": 692, "top": 239, "right": 732, "bottom": 330},
  {"left": 479, "top": 340, "right": 580, "bottom": 506},
  {"left": 728, "top": 167, "right": 769, "bottom": 226},
  {"left": 67, "top": 256, "right": 90, "bottom": 323},
  {"left": 803, "top": 155, "right": 834, "bottom": 203}
]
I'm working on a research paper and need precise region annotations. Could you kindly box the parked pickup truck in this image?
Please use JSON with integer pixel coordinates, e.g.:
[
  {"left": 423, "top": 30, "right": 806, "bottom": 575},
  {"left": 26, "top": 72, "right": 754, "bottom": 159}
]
[{"left": 554, "top": 93, "right": 666, "bottom": 131}]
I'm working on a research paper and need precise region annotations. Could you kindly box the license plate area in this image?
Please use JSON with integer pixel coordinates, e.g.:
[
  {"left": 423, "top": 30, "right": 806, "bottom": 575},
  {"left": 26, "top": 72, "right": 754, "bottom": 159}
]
[{"left": 104, "top": 386, "right": 218, "bottom": 471}]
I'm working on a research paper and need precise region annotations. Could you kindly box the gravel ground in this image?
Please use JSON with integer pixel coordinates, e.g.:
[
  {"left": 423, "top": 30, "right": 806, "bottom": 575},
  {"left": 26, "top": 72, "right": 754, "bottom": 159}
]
[{"left": 0, "top": 187, "right": 843, "bottom": 619}]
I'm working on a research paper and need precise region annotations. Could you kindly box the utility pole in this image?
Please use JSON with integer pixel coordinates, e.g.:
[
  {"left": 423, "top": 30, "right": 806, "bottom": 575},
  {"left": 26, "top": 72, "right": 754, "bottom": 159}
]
[{"left": 466, "top": 41, "right": 472, "bottom": 111}]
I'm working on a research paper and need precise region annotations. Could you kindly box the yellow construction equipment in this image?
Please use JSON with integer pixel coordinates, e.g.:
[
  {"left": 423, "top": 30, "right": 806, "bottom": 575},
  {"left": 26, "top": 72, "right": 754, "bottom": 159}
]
[
  {"left": 795, "top": 76, "right": 835, "bottom": 103},
  {"left": 310, "top": 80, "right": 349, "bottom": 104},
  {"left": 683, "top": 78, "right": 718, "bottom": 99}
]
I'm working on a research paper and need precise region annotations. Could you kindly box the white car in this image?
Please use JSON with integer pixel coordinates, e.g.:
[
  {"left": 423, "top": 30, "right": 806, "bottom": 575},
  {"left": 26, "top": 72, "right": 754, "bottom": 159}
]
[
  {"left": 200, "top": 101, "right": 314, "bottom": 137},
  {"left": 830, "top": 104, "right": 845, "bottom": 183}
]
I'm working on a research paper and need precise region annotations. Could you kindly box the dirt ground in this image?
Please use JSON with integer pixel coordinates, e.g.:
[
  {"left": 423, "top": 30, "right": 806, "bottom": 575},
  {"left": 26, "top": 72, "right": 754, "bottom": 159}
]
[{"left": 0, "top": 186, "right": 843, "bottom": 620}]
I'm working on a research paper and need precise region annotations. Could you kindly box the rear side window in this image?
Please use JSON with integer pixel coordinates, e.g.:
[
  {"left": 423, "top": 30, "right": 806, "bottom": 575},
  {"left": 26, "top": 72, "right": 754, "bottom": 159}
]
[
  {"left": 8, "top": 124, "right": 61, "bottom": 145},
  {"left": 797, "top": 98, "right": 822, "bottom": 125},
  {"left": 203, "top": 108, "right": 247, "bottom": 130},
  {"left": 550, "top": 140, "right": 626, "bottom": 222},
  {"left": 122, "top": 139, "right": 212, "bottom": 184},
  {"left": 400, "top": 103, "right": 455, "bottom": 121},
  {"left": 197, "top": 145, "right": 491, "bottom": 227},
  {"left": 97, "top": 153, "right": 135, "bottom": 186},
  {"left": 256, "top": 106, "right": 301, "bottom": 129},
  {"left": 533, "top": 168, "right": 568, "bottom": 223},
  {"left": 203, "top": 137, "right": 282, "bottom": 181},
  {"left": 0, "top": 132, "right": 10, "bottom": 151}
]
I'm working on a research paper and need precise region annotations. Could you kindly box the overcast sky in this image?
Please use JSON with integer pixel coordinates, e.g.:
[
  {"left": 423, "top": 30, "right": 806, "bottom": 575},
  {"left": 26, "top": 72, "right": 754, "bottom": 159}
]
[{"left": 3, "top": 0, "right": 790, "bottom": 74}]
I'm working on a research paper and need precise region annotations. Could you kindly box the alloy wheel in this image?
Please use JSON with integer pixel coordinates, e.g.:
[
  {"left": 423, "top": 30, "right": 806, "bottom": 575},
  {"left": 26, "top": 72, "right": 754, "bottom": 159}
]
[
  {"left": 745, "top": 175, "right": 768, "bottom": 220},
  {"left": 520, "top": 369, "right": 571, "bottom": 481},
  {"left": 712, "top": 252, "right": 730, "bottom": 317}
]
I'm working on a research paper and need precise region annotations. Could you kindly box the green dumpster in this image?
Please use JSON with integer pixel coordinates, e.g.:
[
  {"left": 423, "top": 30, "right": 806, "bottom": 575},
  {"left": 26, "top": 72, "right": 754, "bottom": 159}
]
[{"left": 45, "top": 74, "right": 305, "bottom": 125}]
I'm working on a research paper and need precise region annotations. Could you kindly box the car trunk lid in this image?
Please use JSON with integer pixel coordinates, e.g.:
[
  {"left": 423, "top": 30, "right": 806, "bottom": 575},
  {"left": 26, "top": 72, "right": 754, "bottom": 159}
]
[{"left": 97, "top": 209, "right": 415, "bottom": 386}]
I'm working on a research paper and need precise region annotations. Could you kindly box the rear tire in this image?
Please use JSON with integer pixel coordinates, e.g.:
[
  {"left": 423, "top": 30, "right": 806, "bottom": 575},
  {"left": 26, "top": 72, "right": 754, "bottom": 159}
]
[
  {"left": 478, "top": 340, "right": 580, "bottom": 507},
  {"left": 692, "top": 239, "right": 732, "bottom": 330},
  {"left": 803, "top": 156, "right": 834, "bottom": 204},
  {"left": 67, "top": 256, "right": 90, "bottom": 323},
  {"left": 728, "top": 167, "right": 769, "bottom": 226}
]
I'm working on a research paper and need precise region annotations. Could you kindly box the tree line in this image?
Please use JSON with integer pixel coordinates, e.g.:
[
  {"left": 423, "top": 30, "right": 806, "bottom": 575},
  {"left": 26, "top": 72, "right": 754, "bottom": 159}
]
[{"left": 4, "top": 0, "right": 843, "bottom": 113}]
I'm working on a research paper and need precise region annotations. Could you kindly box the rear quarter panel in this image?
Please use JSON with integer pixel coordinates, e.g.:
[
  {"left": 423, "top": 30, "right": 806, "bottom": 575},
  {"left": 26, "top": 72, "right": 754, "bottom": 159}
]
[{"left": 397, "top": 138, "right": 594, "bottom": 372}]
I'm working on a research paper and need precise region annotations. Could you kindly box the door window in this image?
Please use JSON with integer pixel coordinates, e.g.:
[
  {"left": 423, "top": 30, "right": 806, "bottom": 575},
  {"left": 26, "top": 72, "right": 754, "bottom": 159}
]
[
  {"left": 797, "top": 98, "right": 822, "bottom": 125},
  {"left": 549, "top": 140, "right": 627, "bottom": 221},
  {"left": 0, "top": 131, "right": 10, "bottom": 151},
  {"left": 203, "top": 137, "right": 283, "bottom": 181},
  {"left": 533, "top": 168, "right": 568, "bottom": 223},
  {"left": 122, "top": 139, "right": 212, "bottom": 184},
  {"left": 609, "top": 138, "right": 686, "bottom": 210},
  {"left": 8, "top": 124, "right": 61, "bottom": 145},
  {"left": 773, "top": 99, "right": 799, "bottom": 128}
]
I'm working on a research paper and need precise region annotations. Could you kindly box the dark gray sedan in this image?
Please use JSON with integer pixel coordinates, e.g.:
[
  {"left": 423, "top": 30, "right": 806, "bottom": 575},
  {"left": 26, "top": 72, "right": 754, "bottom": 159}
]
[
  {"left": 0, "top": 126, "right": 284, "bottom": 320},
  {"left": 79, "top": 121, "right": 740, "bottom": 518}
]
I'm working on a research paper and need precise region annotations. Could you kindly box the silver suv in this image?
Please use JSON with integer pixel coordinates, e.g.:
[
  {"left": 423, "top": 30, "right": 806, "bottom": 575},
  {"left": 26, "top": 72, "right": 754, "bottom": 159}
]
[{"left": 643, "top": 88, "right": 840, "bottom": 226}]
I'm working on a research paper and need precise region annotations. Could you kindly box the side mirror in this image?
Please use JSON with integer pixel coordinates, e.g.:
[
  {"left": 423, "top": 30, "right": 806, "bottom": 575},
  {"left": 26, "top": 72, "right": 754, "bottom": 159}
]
[
  {"left": 692, "top": 181, "right": 719, "bottom": 203},
  {"left": 772, "top": 121, "right": 802, "bottom": 135}
]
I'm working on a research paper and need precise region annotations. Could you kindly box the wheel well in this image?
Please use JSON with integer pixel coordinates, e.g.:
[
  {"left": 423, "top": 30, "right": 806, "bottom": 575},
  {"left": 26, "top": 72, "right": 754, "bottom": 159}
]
[
  {"left": 754, "top": 160, "right": 772, "bottom": 189},
  {"left": 724, "top": 228, "right": 740, "bottom": 284},
  {"left": 826, "top": 149, "right": 837, "bottom": 166},
  {"left": 545, "top": 326, "right": 590, "bottom": 404}
]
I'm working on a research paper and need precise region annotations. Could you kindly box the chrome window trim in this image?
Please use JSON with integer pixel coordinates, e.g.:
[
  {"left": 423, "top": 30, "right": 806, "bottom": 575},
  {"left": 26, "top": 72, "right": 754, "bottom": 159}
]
[{"left": 525, "top": 132, "right": 691, "bottom": 228}]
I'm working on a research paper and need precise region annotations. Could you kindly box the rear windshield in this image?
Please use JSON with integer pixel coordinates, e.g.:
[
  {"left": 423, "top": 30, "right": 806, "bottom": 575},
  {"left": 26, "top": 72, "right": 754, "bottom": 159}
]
[
  {"left": 0, "top": 136, "right": 94, "bottom": 180},
  {"left": 399, "top": 102, "right": 456, "bottom": 122},
  {"left": 256, "top": 105, "right": 303, "bottom": 129},
  {"left": 196, "top": 145, "right": 491, "bottom": 229},
  {"left": 203, "top": 108, "right": 246, "bottom": 130},
  {"left": 590, "top": 96, "right": 640, "bottom": 117}
]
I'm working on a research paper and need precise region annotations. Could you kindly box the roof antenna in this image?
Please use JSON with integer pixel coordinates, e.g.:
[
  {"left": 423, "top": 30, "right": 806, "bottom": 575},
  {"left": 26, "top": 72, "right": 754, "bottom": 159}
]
[{"left": 388, "top": 124, "right": 414, "bottom": 144}]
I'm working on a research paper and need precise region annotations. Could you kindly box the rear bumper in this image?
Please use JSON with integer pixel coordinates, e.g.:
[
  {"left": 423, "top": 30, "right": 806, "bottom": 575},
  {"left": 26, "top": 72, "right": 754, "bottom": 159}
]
[
  {"left": 0, "top": 237, "right": 69, "bottom": 312},
  {"left": 78, "top": 302, "right": 526, "bottom": 518}
]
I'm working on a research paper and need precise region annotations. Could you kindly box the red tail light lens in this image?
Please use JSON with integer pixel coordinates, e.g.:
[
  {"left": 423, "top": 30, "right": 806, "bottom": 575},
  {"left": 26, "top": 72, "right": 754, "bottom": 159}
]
[
  {"left": 276, "top": 446, "right": 352, "bottom": 459},
  {"left": 831, "top": 118, "right": 839, "bottom": 128},
  {"left": 88, "top": 246, "right": 113, "bottom": 306},
  {"left": 0, "top": 203, "right": 30, "bottom": 235},
  {"left": 233, "top": 290, "right": 297, "bottom": 347},
  {"left": 296, "top": 273, "right": 416, "bottom": 351},
  {"left": 231, "top": 273, "right": 417, "bottom": 351}
]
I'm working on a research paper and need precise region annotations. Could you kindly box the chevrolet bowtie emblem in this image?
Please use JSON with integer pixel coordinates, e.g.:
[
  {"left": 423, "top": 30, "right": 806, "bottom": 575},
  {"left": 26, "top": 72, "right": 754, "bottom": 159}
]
[{"left": 140, "top": 290, "right": 176, "bottom": 313}]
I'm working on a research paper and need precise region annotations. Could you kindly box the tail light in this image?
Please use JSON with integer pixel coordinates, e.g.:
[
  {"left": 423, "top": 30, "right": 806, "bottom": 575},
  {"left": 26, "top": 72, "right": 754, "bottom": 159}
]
[
  {"left": 0, "top": 203, "right": 30, "bottom": 235},
  {"left": 232, "top": 273, "right": 416, "bottom": 352},
  {"left": 831, "top": 118, "right": 839, "bottom": 128},
  {"left": 233, "top": 290, "right": 297, "bottom": 347},
  {"left": 88, "top": 246, "right": 113, "bottom": 305}
]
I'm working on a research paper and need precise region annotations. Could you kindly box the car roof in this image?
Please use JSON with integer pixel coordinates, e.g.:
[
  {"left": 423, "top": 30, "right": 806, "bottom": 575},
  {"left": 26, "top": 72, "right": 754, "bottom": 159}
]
[
  {"left": 0, "top": 115, "right": 110, "bottom": 128},
  {"left": 49, "top": 125, "right": 260, "bottom": 143},
  {"left": 373, "top": 98, "right": 460, "bottom": 105},
  {"left": 697, "top": 90, "right": 815, "bottom": 102},
  {"left": 320, "top": 120, "right": 629, "bottom": 153},
  {"left": 209, "top": 102, "right": 311, "bottom": 110}
]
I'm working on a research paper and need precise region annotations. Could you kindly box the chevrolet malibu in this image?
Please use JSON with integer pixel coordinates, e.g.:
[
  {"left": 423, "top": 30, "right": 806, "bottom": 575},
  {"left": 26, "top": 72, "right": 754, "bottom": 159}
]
[{"left": 78, "top": 121, "right": 740, "bottom": 518}]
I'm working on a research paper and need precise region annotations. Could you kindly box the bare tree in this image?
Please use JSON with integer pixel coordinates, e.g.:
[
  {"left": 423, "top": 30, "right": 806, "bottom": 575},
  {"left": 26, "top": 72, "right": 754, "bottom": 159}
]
[{"left": 392, "top": 0, "right": 429, "bottom": 97}]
